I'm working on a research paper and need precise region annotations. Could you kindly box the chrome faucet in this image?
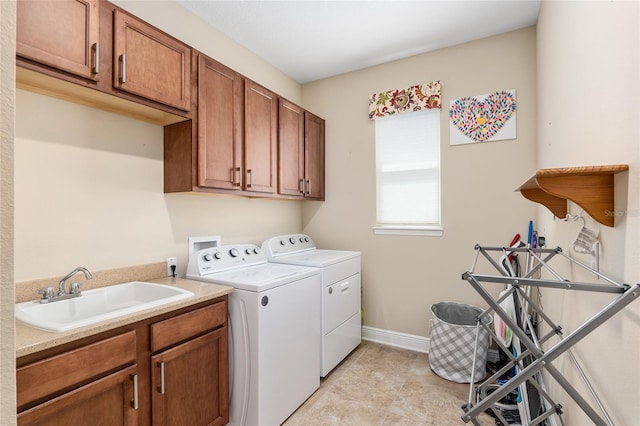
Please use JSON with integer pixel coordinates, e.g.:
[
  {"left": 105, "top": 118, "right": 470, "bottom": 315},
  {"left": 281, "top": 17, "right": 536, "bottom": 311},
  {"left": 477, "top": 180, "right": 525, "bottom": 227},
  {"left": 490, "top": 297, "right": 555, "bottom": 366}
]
[
  {"left": 59, "top": 266, "right": 92, "bottom": 295},
  {"left": 38, "top": 266, "right": 92, "bottom": 304}
]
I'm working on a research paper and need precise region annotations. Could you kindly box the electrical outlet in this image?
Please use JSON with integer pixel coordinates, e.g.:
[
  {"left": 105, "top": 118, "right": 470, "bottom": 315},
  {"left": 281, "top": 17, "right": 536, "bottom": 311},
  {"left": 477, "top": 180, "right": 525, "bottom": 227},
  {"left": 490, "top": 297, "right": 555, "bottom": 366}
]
[{"left": 166, "top": 257, "right": 178, "bottom": 277}]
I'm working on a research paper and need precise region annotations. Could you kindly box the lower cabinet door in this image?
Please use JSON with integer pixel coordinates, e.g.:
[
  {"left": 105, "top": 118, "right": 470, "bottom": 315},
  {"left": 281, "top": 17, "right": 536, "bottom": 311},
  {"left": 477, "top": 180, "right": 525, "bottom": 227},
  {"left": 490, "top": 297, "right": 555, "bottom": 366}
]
[
  {"left": 151, "top": 327, "right": 229, "bottom": 426},
  {"left": 17, "top": 365, "right": 138, "bottom": 426}
]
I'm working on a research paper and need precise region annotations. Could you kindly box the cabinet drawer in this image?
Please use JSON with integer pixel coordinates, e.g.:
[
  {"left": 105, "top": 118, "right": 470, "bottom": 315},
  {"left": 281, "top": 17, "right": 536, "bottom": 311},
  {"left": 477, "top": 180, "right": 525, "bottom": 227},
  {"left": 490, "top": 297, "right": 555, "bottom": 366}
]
[
  {"left": 17, "top": 330, "right": 136, "bottom": 408},
  {"left": 151, "top": 300, "right": 227, "bottom": 352}
]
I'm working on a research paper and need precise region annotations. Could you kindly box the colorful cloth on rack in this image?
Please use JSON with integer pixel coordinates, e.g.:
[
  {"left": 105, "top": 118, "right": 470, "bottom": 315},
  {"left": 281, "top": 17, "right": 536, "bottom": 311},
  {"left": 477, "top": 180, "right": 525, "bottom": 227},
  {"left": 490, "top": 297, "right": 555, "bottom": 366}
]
[{"left": 494, "top": 288, "right": 516, "bottom": 347}]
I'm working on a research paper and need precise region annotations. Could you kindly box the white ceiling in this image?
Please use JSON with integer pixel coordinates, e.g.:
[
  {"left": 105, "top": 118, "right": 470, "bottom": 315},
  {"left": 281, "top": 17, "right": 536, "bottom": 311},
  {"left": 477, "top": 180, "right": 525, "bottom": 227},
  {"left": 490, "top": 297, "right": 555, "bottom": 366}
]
[{"left": 176, "top": 0, "right": 541, "bottom": 84}]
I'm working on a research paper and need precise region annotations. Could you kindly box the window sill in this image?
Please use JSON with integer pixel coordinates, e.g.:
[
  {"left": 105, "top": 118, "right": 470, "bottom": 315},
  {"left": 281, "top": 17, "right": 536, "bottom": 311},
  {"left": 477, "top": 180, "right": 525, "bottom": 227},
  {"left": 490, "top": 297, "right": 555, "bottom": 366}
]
[{"left": 372, "top": 225, "right": 443, "bottom": 236}]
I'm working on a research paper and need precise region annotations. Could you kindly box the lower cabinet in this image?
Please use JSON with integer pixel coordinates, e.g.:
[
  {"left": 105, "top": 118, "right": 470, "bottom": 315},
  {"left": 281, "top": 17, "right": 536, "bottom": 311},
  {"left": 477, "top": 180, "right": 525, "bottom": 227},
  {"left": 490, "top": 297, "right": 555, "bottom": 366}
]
[
  {"left": 151, "top": 329, "right": 228, "bottom": 426},
  {"left": 149, "top": 299, "right": 229, "bottom": 426},
  {"left": 16, "top": 297, "right": 229, "bottom": 426},
  {"left": 17, "top": 365, "right": 139, "bottom": 425}
]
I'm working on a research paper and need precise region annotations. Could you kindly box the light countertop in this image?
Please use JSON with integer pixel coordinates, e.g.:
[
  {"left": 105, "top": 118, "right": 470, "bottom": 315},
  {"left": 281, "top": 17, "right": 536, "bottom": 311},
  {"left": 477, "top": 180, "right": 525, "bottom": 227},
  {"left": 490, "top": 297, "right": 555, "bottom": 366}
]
[{"left": 16, "top": 277, "right": 233, "bottom": 358}]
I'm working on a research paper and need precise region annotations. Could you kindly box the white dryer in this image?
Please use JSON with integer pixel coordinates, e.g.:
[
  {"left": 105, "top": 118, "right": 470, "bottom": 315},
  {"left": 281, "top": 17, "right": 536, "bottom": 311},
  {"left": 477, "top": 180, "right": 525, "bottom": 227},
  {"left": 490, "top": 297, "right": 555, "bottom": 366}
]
[
  {"left": 187, "top": 244, "right": 321, "bottom": 426},
  {"left": 262, "top": 234, "right": 361, "bottom": 377}
]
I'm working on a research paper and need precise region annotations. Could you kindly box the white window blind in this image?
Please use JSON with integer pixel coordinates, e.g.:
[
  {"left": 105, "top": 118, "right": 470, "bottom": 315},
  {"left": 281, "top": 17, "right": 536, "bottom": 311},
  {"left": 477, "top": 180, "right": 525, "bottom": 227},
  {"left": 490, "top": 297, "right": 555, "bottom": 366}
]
[{"left": 375, "top": 109, "right": 441, "bottom": 230}]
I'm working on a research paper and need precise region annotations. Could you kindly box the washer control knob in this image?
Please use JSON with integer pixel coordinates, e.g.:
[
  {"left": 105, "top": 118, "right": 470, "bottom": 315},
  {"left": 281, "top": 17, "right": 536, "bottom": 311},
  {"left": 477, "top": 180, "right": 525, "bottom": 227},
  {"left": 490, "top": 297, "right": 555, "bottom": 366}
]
[
  {"left": 229, "top": 248, "right": 239, "bottom": 257},
  {"left": 299, "top": 237, "right": 305, "bottom": 243},
  {"left": 253, "top": 247, "right": 260, "bottom": 254},
  {"left": 304, "top": 237, "right": 309, "bottom": 243},
  {"left": 203, "top": 253, "right": 213, "bottom": 261},
  {"left": 245, "top": 248, "right": 252, "bottom": 255},
  {"left": 279, "top": 240, "right": 286, "bottom": 246},
  {"left": 214, "top": 251, "right": 222, "bottom": 260},
  {"left": 289, "top": 237, "right": 296, "bottom": 244}
]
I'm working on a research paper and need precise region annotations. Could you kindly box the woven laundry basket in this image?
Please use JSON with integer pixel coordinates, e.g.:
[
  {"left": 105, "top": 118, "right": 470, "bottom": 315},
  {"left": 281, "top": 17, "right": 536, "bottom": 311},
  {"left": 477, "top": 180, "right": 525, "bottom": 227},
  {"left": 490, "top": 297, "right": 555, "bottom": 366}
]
[{"left": 429, "top": 301, "right": 491, "bottom": 383}]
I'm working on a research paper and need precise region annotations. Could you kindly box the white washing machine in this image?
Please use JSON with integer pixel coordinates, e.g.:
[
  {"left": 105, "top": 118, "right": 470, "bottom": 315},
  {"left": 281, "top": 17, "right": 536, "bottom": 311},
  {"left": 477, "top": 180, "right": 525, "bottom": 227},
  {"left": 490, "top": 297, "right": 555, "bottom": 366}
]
[
  {"left": 187, "top": 244, "right": 321, "bottom": 426},
  {"left": 262, "top": 234, "right": 361, "bottom": 377}
]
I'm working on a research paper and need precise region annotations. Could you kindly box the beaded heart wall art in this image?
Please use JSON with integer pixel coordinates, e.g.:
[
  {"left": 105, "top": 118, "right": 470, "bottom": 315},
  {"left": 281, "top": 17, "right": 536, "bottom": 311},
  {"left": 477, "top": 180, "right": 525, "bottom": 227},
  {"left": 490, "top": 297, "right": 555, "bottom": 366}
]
[{"left": 449, "top": 90, "right": 516, "bottom": 145}]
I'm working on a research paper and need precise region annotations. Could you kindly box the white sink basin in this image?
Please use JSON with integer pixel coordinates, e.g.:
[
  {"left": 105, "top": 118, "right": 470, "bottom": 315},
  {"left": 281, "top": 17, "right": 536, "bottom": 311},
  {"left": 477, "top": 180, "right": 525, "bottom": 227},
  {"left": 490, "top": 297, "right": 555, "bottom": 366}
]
[{"left": 15, "top": 281, "right": 194, "bottom": 332}]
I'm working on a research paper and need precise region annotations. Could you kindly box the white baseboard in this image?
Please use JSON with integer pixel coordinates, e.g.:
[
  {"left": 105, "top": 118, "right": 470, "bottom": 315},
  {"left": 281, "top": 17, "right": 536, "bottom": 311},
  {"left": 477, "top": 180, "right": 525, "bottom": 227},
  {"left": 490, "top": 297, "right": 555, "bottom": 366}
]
[{"left": 362, "top": 325, "right": 430, "bottom": 354}]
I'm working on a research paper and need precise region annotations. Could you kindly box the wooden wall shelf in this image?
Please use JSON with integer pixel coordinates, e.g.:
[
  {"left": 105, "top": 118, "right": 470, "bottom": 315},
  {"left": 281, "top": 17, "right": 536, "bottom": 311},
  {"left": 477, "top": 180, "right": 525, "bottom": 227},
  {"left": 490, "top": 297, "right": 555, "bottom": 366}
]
[{"left": 516, "top": 164, "right": 629, "bottom": 227}]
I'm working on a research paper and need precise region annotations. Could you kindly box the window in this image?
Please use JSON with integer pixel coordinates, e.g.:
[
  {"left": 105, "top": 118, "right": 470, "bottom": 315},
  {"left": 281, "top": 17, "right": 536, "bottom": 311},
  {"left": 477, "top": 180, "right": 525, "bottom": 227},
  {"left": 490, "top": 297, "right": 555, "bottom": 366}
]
[{"left": 374, "top": 109, "right": 441, "bottom": 236}]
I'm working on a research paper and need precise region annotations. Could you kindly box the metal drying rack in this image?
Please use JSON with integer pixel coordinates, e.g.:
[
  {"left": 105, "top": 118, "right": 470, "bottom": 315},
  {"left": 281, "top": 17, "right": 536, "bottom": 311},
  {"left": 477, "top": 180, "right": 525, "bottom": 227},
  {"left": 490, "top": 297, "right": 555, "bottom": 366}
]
[{"left": 460, "top": 244, "right": 639, "bottom": 426}]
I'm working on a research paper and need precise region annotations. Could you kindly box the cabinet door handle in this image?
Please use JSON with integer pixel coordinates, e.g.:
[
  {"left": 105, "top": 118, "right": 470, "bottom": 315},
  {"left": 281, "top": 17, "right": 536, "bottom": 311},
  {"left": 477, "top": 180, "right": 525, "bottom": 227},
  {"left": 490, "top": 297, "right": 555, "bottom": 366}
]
[
  {"left": 299, "top": 178, "right": 305, "bottom": 194},
  {"left": 234, "top": 167, "right": 242, "bottom": 187},
  {"left": 120, "top": 53, "right": 126, "bottom": 84},
  {"left": 157, "top": 361, "right": 165, "bottom": 394},
  {"left": 306, "top": 179, "right": 311, "bottom": 195},
  {"left": 130, "top": 374, "right": 139, "bottom": 409},
  {"left": 247, "top": 169, "right": 252, "bottom": 188},
  {"left": 92, "top": 42, "right": 100, "bottom": 74}
]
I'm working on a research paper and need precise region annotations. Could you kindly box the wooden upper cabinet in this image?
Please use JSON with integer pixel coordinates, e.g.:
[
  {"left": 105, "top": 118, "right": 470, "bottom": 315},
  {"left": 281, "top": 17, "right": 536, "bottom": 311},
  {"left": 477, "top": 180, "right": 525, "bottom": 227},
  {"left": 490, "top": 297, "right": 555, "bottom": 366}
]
[
  {"left": 198, "top": 56, "right": 243, "bottom": 190},
  {"left": 278, "top": 99, "right": 305, "bottom": 197},
  {"left": 304, "top": 112, "right": 326, "bottom": 200},
  {"left": 277, "top": 101, "right": 325, "bottom": 200},
  {"left": 113, "top": 10, "right": 191, "bottom": 111},
  {"left": 244, "top": 80, "right": 278, "bottom": 194},
  {"left": 16, "top": 1, "right": 324, "bottom": 200},
  {"left": 175, "top": 55, "right": 280, "bottom": 196},
  {"left": 17, "top": 0, "right": 101, "bottom": 81}
]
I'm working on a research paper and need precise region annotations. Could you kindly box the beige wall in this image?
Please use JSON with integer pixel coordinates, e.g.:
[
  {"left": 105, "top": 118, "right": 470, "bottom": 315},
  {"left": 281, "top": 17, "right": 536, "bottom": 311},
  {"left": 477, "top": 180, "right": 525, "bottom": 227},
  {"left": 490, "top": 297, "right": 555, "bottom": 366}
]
[
  {"left": 302, "top": 27, "right": 538, "bottom": 337},
  {"left": 1, "top": 1, "right": 16, "bottom": 424},
  {"left": 14, "top": 90, "right": 303, "bottom": 281},
  {"left": 536, "top": 1, "right": 639, "bottom": 424}
]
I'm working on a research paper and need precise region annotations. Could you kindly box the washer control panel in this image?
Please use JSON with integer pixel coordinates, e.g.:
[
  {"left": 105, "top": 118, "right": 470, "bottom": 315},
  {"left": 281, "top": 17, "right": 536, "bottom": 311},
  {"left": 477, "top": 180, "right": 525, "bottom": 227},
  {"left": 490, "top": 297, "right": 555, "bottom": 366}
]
[
  {"left": 187, "top": 244, "right": 266, "bottom": 276},
  {"left": 262, "top": 234, "right": 316, "bottom": 257}
]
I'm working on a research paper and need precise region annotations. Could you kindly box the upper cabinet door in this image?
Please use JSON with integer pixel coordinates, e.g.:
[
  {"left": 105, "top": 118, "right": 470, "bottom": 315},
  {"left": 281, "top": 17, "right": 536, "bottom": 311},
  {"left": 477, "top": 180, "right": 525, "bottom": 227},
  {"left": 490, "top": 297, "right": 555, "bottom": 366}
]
[
  {"left": 244, "top": 81, "right": 277, "bottom": 194},
  {"left": 304, "top": 112, "right": 326, "bottom": 200},
  {"left": 198, "top": 55, "right": 243, "bottom": 191},
  {"left": 113, "top": 10, "right": 191, "bottom": 111},
  {"left": 278, "top": 99, "right": 305, "bottom": 197},
  {"left": 17, "top": 0, "right": 101, "bottom": 81}
]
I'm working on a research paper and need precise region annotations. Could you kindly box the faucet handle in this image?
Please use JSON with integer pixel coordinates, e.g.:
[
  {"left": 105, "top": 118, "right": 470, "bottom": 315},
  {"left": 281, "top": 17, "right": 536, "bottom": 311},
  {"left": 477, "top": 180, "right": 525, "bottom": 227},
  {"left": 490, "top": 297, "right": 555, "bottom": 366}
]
[
  {"left": 38, "top": 287, "right": 55, "bottom": 302},
  {"left": 70, "top": 282, "right": 82, "bottom": 295}
]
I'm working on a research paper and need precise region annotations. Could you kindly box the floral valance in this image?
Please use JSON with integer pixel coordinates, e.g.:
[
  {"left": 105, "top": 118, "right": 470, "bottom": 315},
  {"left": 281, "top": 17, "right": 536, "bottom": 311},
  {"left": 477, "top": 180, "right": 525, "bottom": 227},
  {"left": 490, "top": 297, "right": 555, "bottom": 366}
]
[{"left": 368, "top": 81, "right": 441, "bottom": 120}]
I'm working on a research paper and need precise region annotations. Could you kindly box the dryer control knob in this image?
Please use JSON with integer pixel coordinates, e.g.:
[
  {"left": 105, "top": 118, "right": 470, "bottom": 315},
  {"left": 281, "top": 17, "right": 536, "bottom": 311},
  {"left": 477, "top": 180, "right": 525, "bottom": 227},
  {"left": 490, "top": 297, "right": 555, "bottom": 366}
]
[
  {"left": 289, "top": 237, "right": 296, "bottom": 244},
  {"left": 229, "top": 248, "right": 239, "bottom": 257},
  {"left": 203, "top": 253, "right": 213, "bottom": 261},
  {"left": 214, "top": 251, "right": 222, "bottom": 260},
  {"left": 245, "top": 248, "right": 252, "bottom": 255},
  {"left": 279, "top": 240, "right": 286, "bottom": 246},
  {"left": 253, "top": 247, "right": 260, "bottom": 254}
]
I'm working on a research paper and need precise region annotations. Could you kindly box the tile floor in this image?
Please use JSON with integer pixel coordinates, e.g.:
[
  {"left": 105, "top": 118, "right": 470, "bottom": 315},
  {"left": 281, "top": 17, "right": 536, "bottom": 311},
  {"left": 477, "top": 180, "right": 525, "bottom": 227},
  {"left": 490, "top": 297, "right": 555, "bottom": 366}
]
[{"left": 284, "top": 341, "right": 493, "bottom": 426}]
